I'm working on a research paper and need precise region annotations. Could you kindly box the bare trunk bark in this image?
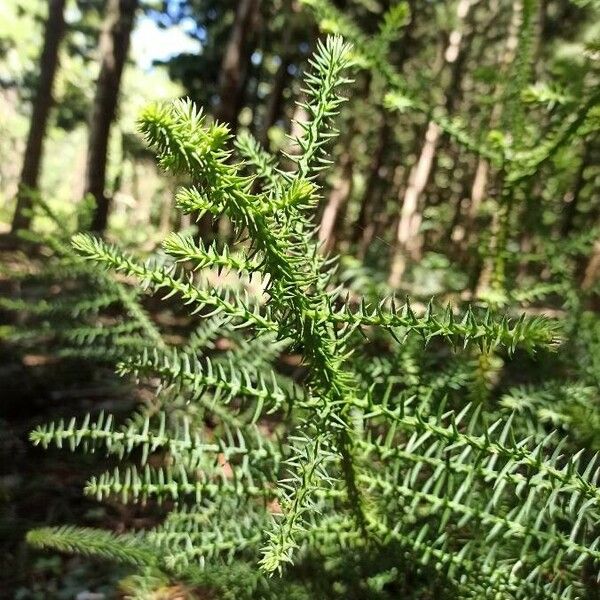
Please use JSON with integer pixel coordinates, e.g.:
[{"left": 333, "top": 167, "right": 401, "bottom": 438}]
[
  {"left": 159, "top": 199, "right": 173, "bottom": 235},
  {"left": 466, "top": 0, "right": 521, "bottom": 230},
  {"left": 396, "top": 121, "right": 441, "bottom": 251},
  {"left": 87, "top": 0, "right": 138, "bottom": 233},
  {"left": 445, "top": 2, "right": 501, "bottom": 248},
  {"left": 388, "top": 0, "right": 473, "bottom": 287},
  {"left": 317, "top": 73, "right": 372, "bottom": 253},
  {"left": 11, "top": 0, "right": 66, "bottom": 233},
  {"left": 582, "top": 240, "right": 600, "bottom": 291},
  {"left": 562, "top": 141, "right": 592, "bottom": 236},
  {"left": 467, "top": 158, "right": 490, "bottom": 221},
  {"left": 354, "top": 116, "right": 390, "bottom": 249},
  {"left": 131, "top": 161, "right": 153, "bottom": 228},
  {"left": 353, "top": 4, "right": 417, "bottom": 257},
  {"left": 216, "top": 0, "right": 261, "bottom": 132},
  {"left": 259, "top": 2, "right": 295, "bottom": 146},
  {"left": 463, "top": 1, "right": 523, "bottom": 297},
  {"left": 318, "top": 153, "right": 354, "bottom": 252}
]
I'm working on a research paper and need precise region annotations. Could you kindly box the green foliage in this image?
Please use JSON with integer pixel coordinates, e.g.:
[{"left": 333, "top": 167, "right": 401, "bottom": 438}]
[
  {"left": 22, "top": 33, "right": 600, "bottom": 600},
  {"left": 26, "top": 527, "right": 156, "bottom": 567}
]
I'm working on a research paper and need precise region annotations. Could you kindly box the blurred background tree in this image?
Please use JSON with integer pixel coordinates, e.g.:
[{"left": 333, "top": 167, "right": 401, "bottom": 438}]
[
  {"left": 0, "top": 0, "right": 597, "bottom": 299},
  {"left": 0, "top": 1, "right": 599, "bottom": 595}
]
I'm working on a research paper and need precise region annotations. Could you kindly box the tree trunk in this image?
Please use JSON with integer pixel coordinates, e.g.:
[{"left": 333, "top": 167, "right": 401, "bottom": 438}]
[
  {"left": 87, "top": 0, "right": 138, "bottom": 233},
  {"left": 389, "top": 0, "right": 473, "bottom": 287},
  {"left": 561, "top": 141, "right": 592, "bottom": 236},
  {"left": 11, "top": 0, "right": 66, "bottom": 233},
  {"left": 317, "top": 72, "right": 373, "bottom": 253},
  {"left": 216, "top": 0, "right": 262, "bottom": 131},
  {"left": 159, "top": 180, "right": 175, "bottom": 237},
  {"left": 318, "top": 152, "right": 354, "bottom": 252},
  {"left": 465, "top": 0, "right": 522, "bottom": 240},
  {"left": 461, "top": 1, "right": 524, "bottom": 296},
  {"left": 471, "top": 0, "right": 529, "bottom": 296},
  {"left": 353, "top": 2, "right": 417, "bottom": 256},
  {"left": 259, "top": 35, "right": 293, "bottom": 145},
  {"left": 284, "top": 101, "right": 310, "bottom": 166},
  {"left": 582, "top": 240, "right": 600, "bottom": 291},
  {"left": 354, "top": 115, "right": 390, "bottom": 250},
  {"left": 446, "top": 3, "right": 502, "bottom": 249}
]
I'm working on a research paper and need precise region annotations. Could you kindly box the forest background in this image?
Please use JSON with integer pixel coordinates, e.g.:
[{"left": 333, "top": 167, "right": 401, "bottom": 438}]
[
  {"left": 1, "top": 0, "right": 600, "bottom": 598},
  {"left": 2, "top": 0, "right": 599, "bottom": 286}
]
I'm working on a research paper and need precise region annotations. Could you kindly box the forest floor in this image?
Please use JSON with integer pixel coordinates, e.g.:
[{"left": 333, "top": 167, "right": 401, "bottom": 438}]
[{"left": 0, "top": 250, "right": 138, "bottom": 599}]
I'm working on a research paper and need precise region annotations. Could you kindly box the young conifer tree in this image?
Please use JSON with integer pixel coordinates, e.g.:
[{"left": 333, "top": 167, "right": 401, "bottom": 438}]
[{"left": 24, "top": 35, "right": 600, "bottom": 599}]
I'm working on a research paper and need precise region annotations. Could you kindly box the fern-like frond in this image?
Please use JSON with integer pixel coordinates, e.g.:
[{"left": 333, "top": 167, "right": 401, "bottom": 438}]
[
  {"left": 71, "top": 233, "right": 273, "bottom": 330},
  {"left": 27, "top": 526, "right": 156, "bottom": 567}
]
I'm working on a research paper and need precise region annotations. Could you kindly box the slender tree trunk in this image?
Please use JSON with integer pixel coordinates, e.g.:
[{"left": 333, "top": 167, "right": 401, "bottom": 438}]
[
  {"left": 460, "top": 1, "right": 522, "bottom": 296},
  {"left": 353, "top": 4, "right": 416, "bottom": 256},
  {"left": 447, "top": 2, "right": 502, "bottom": 247},
  {"left": 562, "top": 141, "right": 592, "bottom": 236},
  {"left": 317, "top": 74, "right": 372, "bottom": 252},
  {"left": 87, "top": 0, "right": 138, "bottom": 233},
  {"left": 318, "top": 152, "right": 354, "bottom": 252},
  {"left": 389, "top": 0, "right": 473, "bottom": 287},
  {"left": 582, "top": 240, "right": 600, "bottom": 291},
  {"left": 260, "top": 60, "right": 288, "bottom": 144},
  {"left": 354, "top": 115, "right": 390, "bottom": 248},
  {"left": 467, "top": 157, "right": 490, "bottom": 222},
  {"left": 259, "top": 25, "right": 293, "bottom": 146},
  {"left": 472, "top": 0, "right": 534, "bottom": 296},
  {"left": 216, "top": 0, "right": 262, "bottom": 131},
  {"left": 11, "top": 0, "right": 66, "bottom": 233},
  {"left": 159, "top": 184, "right": 174, "bottom": 236},
  {"left": 131, "top": 161, "right": 153, "bottom": 229},
  {"left": 534, "top": 0, "right": 547, "bottom": 78},
  {"left": 468, "top": 5, "right": 520, "bottom": 210},
  {"left": 388, "top": 122, "right": 441, "bottom": 285}
]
